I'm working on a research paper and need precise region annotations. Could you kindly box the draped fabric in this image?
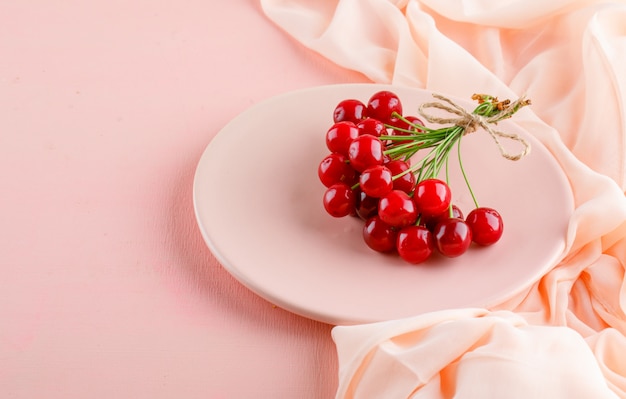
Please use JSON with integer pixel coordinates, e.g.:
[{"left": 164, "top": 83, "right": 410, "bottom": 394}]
[{"left": 261, "top": 1, "right": 626, "bottom": 397}]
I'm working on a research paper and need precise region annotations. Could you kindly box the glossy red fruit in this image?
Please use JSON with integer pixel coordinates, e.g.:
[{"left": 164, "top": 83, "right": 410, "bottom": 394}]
[
  {"left": 363, "top": 216, "right": 397, "bottom": 253},
  {"left": 348, "top": 134, "right": 385, "bottom": 172},
  {"left": 422, "top": 204, "right": 463, "bottom": 231},
  {"left": 466, "top": 207, "right": 504, "bottom": 246},
  {"left": 325, "top": 121, "right": 360, "bottom": 157},
  {"left": 367, "top": 91, "right": 403, "bottom": 124},
  {"left": 356, "top": 118, "right": 387, "bottom": 137},
  {"left": 359, "top": 165, "right": 393, "bottom": 198},
  {"left": 385, "top": 160, "right": 415, "bottom": 194},
  {"left": 318, "top": 153, "right": 356, "bottom": 187},
  {"left": 390, "top": 115, "right": 425, "bottom": 144},
  {"left": 333, "top": 99, "right": 367, "bottom": 124},
  {"left": 413, "top": 179, "right": 452, "bottom": 216},
  {"left": 378, "top": 190, "right": 418, "bottom": 228},
  {"left": 354, "top": 188, "right": 379, "bottom": 221},
  {"left": 396, "top": 225, "right": 434, "bottom": 264},
  {"left": 323, "top": 183, "right": 355, "bottom": 218},
  {"left": 433, "top": 218, "right": 472, "bottom": 257}
]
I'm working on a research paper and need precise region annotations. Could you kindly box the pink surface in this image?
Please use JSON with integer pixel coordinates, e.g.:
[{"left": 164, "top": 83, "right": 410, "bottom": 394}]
[{"left": 0, "top": 1, "right": 368, "bottom": 397}]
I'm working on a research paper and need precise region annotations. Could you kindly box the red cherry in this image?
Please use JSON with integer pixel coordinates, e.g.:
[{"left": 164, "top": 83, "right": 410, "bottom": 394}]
[
  {"left": 359, "top": 165, "right": 393, "bottom": 198},
  {"left": 363, "top": 216, "right": 397, "bottom": 253},
  {"left": 391, "top": 115, "right": 424, "bottom": 134},
  {"left": 389, "top": 115, "right": 425, "bottom": 144},
  {"left": 413, "top": 179, "right": 452, "bottom": 216},
  {"left": 396, "top": 225, "right": 434, "bottom": 264},
  {"left": 354, "top": 188, "right": 379, "bottom": 221},
  {"left": 356, "top": 118, "right": 387, "bottom": 137},
  {"left": 326, "top": 121, "right": 359, "bottom": 157},
  {"left": 348, "top": 134, "right": 385, "bottom": 172},
  {"left": 385, "top": 160, "right": 415, "bottom": 194},
  {"left": 367, "top": 91, "right": 403, "bottom": 124},
  {"left": 466, "top": 207, "right": 504, "bottom": 246},
  {"left": 323, "top": 183, "right": 355, "bottom": 218},
  {"left": 333, "top": 99, "right": 367, "bottom": 124},
  {"left": 421, "top": 204, "right": 464, "bottom": 231},
  {"left": 433, "top": 218, "right": 472, "bottom": 257},
  {"left": 378, "top": 190, "right": 418, "bottom": 228},
  {"left": 318, "top": 153, "right": 357, "bottom": 187}
]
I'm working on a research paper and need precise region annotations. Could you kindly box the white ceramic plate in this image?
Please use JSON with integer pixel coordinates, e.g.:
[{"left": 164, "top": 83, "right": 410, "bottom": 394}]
[{"left": 193, "top": 84, "right": 573, "bottom": 326}]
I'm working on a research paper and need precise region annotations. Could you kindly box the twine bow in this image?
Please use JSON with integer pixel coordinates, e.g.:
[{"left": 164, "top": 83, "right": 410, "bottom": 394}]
[{"left": 418, "top": 93, "right": 531, "bottom": 161}]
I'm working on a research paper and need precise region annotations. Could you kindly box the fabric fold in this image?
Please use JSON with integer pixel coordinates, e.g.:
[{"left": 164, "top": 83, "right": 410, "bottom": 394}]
[
  {"left": 260, "top": 0, "right": 626, "bottom": 397},
  {"left": 333, "top": 310, "right": 620, "bottom": 398}
]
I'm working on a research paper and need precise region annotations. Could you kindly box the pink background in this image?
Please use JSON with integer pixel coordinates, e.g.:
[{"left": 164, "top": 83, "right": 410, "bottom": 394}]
[{"left": 0, "top": 1, "right": 368, "bottom": 397}]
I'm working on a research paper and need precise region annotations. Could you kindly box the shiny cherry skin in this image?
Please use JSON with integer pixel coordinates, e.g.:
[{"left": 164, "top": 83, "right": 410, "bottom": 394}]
[
  {"left": 323, "top": 183, "right": 355, "bottom": 218},
  {"left": 421, "top": 204, "right": 463, "bottom": 231},
  {"left": 391, "top": 115, "right": 424, "bottom": 134},
  {"left": 325, "top": 121, "right": 360, "bottom": 157},
  {"left": 354, "top": 188, "right": 379, "bottom": 220},
  {"left": 333, "top": 99, "right": 367, "bottom": 124},
  {"left": 348, "top": 134, "right": 385, "bottom": 172},
  {"left": 466, "top": 207, "right": 504, "bottom": 246},
  {"left": 318, "top": 153, "right": 357, "bottom": 187},
  {"left": 359, "top": 165, "right": 393, "bottom": 198},
  {"left": 396, "top": 225, "right": 434, "bottom": 264},
  {"left": 356, "top": 118, "right": 387, "bottom": 137},
  {"left": 433, "top": 218, "right": 472, "bottom": 257},
  {"left": 363, "top": 216, "right": 397, "bottom": 253},
  {"left": 366, "top": 91, "right": 403, "bottom": 124},
  {"left": 413, "top": 178, "right": 452, "bottom": 217},
  {"left": 389, "top": 115, "right": 425, "bottom": 144},
  {"left": 385, "top": 159, "right": 415, "bottom": 194},
  {"left": 378, "top": 190, "right": 418, "bottom": 228}
]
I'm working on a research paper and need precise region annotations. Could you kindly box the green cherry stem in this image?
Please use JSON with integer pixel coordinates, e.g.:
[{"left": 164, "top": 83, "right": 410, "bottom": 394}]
[
  {"left": 368, "top": 94, "right": 529, "bottom": 200},
  {"left": 457, "top": 136, "right": 480, "bottom": 209},
  {"left": 388, "top": 112, "right": 436, "bottom": 133}
]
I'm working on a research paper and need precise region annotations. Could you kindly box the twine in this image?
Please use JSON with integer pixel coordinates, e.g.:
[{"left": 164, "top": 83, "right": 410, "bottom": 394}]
[{"left": 418, "top": 93, "right": 531, "bottom": 161}]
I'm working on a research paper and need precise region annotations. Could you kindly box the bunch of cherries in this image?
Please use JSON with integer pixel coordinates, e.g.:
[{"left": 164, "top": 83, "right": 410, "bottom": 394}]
[{"left": 318, "top": 90, "right": 509, "bottom": 264}]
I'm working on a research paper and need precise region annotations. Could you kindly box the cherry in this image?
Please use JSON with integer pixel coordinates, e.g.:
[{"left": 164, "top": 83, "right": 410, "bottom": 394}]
[
  {"left": 322, "top": 183, "right": 355, "bottom": 218},
  {"left": 333, "top": 99, "right": 367, "bottom": 124},
  {"left": 356, "top": 118, "right": 387, "bottom": 137},
  {"left": 433, "top": 218, "right": 472, "bottom": 257},
  {"left": 396, "top": 225, "right": 434, "bottom": 264},
  {"left": 391, "top": 115, "right": 424, "bottom": 134},
  {"left": 354, "top": 188, "right": 379, "bottom": 221},
  {"left": 325, "top": 121, "right": 360, "bottom": 157},
  {"left": 378, "top": 190, "right": 418, "bottom": 228},
  {"left": 413, "top": 179, "right": 452, "bottom": 216},
  {"left": 359, "top": 165, "right": 393, "bottom": 198},
  {"left": 318, "top": 91, "right": 522, "bottom": 264},
  {"left": 318, "top": 153, "right": 357, "bottom": 187},
  {"left": 466, "top": 207, "right": 503, "bottom": 246},
  {"left": 390, "top": 115, "right": 425, "bottom": 144},
  {"left": 348, "top": 134, "right": 385, "bottom": 172},
  {"left": 366, "top": 91, "right": 402, "bottom": 124},
  {"left": 363, "top": 216, "right": 397, "bottom": 253},
  {"left": 385, "top": 159, "right": 415, "bottom": 194},
  {"left": 421, "top": 204, "right": 463, "bottom": 231}
]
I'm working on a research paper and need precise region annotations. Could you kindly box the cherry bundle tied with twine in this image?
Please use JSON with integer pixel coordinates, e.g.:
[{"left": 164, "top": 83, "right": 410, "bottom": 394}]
[
  {"left": 417, "top": 93, "right": 532, "bottom": 161},
  {"left": 381, "top": 92, "right": 532, "bottom": 199}
]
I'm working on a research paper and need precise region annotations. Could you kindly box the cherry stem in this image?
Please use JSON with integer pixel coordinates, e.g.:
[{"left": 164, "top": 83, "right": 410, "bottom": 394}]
[
  {"left": 388, "top": 112, "right": 436, "bottom": 133},
  {"left": 374, "top": 96, "right": 528, "bottom": 203},
  {"left": 445, "top": 149, "right": 450, "bottom": 188},
  {"left": 457, "top": 136, "right": 480, "bottom": 208}
]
